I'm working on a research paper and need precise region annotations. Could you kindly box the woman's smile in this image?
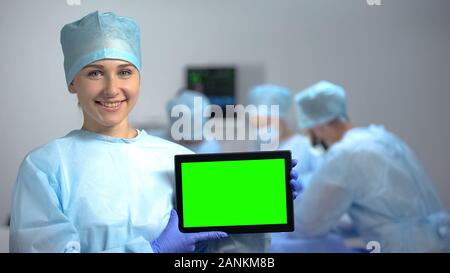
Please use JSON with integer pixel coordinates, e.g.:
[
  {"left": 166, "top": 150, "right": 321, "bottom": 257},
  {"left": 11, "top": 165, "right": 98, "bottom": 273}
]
[{"left": 95, "top": 99, "right": 127, "bottom": 112}]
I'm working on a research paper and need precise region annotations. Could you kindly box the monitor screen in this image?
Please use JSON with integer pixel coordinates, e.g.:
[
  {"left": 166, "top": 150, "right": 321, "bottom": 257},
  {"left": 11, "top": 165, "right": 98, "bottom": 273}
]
[{"left": 186, "top": 67, "right": 235, "bottom": 111}]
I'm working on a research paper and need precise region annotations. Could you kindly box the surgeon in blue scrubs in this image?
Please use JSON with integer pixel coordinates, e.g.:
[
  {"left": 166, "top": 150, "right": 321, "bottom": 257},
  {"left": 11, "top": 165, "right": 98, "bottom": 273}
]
[
  {"left": 291, "top": 81, "right": 450, "bottom": 252},
  {"left": 247, "top": 84, "right": 351, "bottom": 252},
  {"left": 247, "top": 84, "right": 321, "bottom": 184},
  {"left": 9, "top": 11, "right": 301, "bottom": 253}
]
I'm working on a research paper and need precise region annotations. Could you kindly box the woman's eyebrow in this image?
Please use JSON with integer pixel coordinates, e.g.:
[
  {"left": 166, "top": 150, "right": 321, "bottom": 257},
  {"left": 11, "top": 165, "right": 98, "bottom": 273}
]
[
  {"left": 82, "top": 63, "right": 134, "bottom": 70},
  {"left": 83, "top": 64, "right": 104, "bottom": 70},
  {"left": 117, "top": 64, "right": 134, "bottom": 68}
]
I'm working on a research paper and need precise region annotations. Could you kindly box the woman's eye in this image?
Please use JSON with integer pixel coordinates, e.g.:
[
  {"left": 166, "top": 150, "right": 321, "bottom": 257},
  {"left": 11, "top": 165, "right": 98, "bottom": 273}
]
[
  {"left": 119, "top": 69, "right": 132, "bottom": 77},
  {"left": 87, "top": 70, "right": 103, "bottom": 79}
]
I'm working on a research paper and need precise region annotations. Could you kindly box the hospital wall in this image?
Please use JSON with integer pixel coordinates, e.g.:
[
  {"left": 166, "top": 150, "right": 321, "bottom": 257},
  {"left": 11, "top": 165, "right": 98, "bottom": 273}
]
[{"left": 1, "top": 0, "right": 450, "bottom": 252}]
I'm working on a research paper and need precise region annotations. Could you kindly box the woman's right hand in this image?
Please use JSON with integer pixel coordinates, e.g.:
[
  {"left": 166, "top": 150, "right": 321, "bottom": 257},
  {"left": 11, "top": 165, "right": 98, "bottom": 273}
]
[{"left": 151, "top": 209, "right": 228, "bottom": 253}]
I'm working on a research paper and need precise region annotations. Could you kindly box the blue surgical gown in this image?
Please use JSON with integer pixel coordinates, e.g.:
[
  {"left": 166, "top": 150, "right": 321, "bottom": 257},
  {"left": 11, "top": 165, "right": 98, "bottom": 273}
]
[
  {"left": 271, "top": 134, "right": 350, "bottom": 252},
  {"left": 150, "top": 130, "right": 221, "bottom": 154},
  {"left": 278, "top": 134, "right": 322, "bottom": 186},
  {"left": 9, "top": 130, "right": 268, "bottom": 252},
  {"left": 183, "top": 139, "right": 221, "bottom": 154},
  {"left": 291, "top": 125, "right": 450, "bottom": 252}
]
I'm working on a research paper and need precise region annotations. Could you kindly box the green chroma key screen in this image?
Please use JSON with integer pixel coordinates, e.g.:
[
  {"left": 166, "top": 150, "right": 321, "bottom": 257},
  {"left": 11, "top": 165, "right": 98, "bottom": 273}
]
[{"left": 175, "top": 151, "right": 294, "bottom": 233}]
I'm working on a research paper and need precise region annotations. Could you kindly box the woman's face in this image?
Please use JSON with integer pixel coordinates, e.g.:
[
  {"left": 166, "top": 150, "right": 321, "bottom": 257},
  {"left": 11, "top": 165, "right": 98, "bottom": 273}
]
[{"left": 70, "top": 59, "right": 140, "bottom": 131}]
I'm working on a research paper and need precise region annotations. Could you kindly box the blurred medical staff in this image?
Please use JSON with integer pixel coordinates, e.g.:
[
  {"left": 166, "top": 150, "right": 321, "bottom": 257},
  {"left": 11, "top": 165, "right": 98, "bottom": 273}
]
[
  {"left": 292, "top": 81, "right": 450, "bottom": 252},
  {"left": 248, "top": 84, "right": 321, "bottom": 184},
  {"left": 247, "top": 84, "right": 351, "bottom": 252}
]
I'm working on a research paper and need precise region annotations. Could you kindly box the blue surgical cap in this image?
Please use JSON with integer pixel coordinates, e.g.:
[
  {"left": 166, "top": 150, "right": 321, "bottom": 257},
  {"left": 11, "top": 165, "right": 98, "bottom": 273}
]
[
  {"left": 248, "top": 84, "right": 293, "bottom": 118},
  {"left": 294, "top": 81, "right": 348, "bottom": 129},
  {"left": 60, "top": 11, "right": 141, "bottom": 85}
]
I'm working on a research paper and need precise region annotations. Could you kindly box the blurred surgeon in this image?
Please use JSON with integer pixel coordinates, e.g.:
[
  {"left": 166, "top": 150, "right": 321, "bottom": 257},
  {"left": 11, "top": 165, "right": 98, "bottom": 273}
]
[
  {"left": 248, "top": 84, "right": 351, "bottom": 252},
  {"left": 292, "top": 81, "right": 450, "bottom": 252},
  {"left": 248, "top": 84, "right": 321, "bottom": 182},
  {"left": 165, "top": 90, "right": 221, "bottom": 154}
]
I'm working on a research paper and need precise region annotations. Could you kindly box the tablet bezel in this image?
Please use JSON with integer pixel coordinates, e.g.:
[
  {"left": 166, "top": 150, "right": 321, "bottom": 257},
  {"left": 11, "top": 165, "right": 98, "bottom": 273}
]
[{"left": 174, "top": 150, "right": 294, "bottom": 234}]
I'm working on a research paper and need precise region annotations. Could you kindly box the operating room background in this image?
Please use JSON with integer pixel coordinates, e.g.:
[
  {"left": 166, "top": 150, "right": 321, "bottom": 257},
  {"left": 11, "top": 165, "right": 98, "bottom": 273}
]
[{"left": 1, "top": 0, "right": 449, "bottom": 252}]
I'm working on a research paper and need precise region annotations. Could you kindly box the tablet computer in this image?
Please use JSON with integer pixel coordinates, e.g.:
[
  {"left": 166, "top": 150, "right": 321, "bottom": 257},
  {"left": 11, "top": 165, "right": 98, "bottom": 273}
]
[{"left": 174, "top": 150, "right": 294, "bottom": 234}]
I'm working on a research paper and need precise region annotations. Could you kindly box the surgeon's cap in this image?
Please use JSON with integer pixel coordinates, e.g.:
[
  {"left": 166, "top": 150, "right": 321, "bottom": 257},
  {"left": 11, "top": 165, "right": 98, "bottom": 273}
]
[
  {"left": 60, "top": 11, "right": 141, "bottom": 86},
  {"left": 294, "top": 81, "right": 348, "bottom": 129},
  {"left": 167, "top": 90, "right": 211, "bottom": 139},
  {"left": 247, "top": 84, "right": 292, "bottom": 118}
]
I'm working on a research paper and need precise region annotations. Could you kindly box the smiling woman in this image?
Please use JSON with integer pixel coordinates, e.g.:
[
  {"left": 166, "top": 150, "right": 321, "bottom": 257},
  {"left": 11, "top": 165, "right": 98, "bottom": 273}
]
[
  {"left": 8, "top": 11, "right": 274, "bottom": 253},
  {"left": 70, "top": 59, "right": 140, "bottom": 138}
]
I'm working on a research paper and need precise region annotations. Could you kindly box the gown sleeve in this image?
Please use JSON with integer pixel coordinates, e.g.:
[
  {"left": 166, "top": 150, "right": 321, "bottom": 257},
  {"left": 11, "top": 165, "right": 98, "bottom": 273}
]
[
  {"left": 290, "top": 150, "right": 355, "bottom": 238},
  {"left": 10, "top": 156, "right": 81, "bottom": 252}
]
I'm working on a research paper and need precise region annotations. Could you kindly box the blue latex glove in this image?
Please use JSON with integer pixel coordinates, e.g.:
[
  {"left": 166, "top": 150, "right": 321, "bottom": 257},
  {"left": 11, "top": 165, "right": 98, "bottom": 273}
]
[
  {"left": 290, "top": 159, "right": 302, "bottom": 200},
  {"left": 151, "top": 209, "right": 228, "bottom": 253}
]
